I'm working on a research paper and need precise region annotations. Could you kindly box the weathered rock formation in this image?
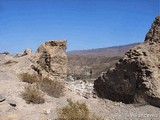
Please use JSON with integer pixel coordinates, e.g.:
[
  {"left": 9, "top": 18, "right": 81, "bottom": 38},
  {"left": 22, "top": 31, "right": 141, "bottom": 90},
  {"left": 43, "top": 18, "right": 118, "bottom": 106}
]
[
  {"left": 31, "top": 40, "right": 68, "bottom": 80},
  {"left": 15, "top": 48, "right": 32, "bottom": 57},
  {"left": 94, "top": 16, "right": 160, "bottom": 107},
  {"left": 24, "top": 48, "right": 32, "bottom": 55}
]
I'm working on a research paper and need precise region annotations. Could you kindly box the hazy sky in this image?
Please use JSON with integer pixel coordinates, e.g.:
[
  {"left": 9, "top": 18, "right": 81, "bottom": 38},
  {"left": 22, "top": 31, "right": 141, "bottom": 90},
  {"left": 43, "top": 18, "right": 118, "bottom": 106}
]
[{"left": 0, "top": 0, "right": 159, "bottom": 54}]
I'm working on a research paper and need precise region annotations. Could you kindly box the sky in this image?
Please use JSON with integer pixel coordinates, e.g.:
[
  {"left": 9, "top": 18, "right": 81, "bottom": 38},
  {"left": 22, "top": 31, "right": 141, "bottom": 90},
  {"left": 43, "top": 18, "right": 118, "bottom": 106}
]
[{"left": 0, "top": 0, "right": 159, "bottom": 54}]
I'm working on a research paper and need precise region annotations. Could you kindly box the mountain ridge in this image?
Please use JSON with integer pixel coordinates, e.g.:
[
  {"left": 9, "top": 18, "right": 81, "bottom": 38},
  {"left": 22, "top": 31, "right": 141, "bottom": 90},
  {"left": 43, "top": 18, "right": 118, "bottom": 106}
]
[{"left": 67, "top": 42, "right": 141, "bottom": 57}]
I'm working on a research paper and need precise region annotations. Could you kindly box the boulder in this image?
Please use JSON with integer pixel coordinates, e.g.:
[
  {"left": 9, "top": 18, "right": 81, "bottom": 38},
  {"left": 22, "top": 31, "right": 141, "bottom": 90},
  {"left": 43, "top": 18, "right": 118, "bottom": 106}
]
[
  {"left": 94, "top": 16, "right": 160, "bottom": 107},
  {"left": 31, "top": 40, "right": 68, "bottom": 80}
]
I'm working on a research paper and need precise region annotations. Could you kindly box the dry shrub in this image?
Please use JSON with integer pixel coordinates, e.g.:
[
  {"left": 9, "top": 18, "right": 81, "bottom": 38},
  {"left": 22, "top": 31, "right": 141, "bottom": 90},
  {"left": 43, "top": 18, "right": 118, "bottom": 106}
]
[
  {"left": 40, "top": 78, "right": 65, "bottom": 98},
  {"left": 20, "top": 73, "right": 65, "bottom": 98},
  {"left": 20, "top": 73, "right": 39, "bottom": 84},
  {"left": 58, "top": 99, "right": 103, "bottom": 120},
  {"left": 4, "top": 60, "right": 18, "bottom": 65},
  {"left": 21, "top": 83, "right": 45, "bottom": 104}
]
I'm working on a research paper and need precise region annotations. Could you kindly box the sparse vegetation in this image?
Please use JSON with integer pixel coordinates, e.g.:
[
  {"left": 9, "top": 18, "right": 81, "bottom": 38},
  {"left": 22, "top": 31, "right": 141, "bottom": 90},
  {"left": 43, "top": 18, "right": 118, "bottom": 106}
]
[
  {"left": 58, "top": 99, "right": 103, "bottom": 120},
  {"left": 4, "top": 60, "right": 18, "bottom": 65},
  {"left": 20, "top": 73, "right": 65, "bottom": 99},
  {"left": 21, "top": 83, "right": 45, "bottom": 104},
  {"left": 40, "top": 77, "right": 65, "bottom": 98},
  {"left": 20, "top": 73, "right": 39, "bottom": 84}
]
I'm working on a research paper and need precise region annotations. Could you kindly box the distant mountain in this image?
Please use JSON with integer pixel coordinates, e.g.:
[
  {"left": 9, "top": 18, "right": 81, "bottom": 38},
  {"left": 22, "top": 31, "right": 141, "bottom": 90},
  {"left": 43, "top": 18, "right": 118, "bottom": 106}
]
[
  {"left": 67, "top": 43, "right": 141, "bottom": 57},
  {"left": 67, "top": 42, "right": 141, "bottom": 79}
]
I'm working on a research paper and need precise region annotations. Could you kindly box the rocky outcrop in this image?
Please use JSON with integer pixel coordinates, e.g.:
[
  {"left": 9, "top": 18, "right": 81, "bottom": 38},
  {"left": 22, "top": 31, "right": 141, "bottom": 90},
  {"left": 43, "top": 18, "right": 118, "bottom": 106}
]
[
  {"left": 15, "top": 48, "right": 32, "bottom": 57},
  {"left": 31, "top": 40, "right": 68, "bottom": 80},
  {"left": 24, "top": 48, "right": 32, "bottom": 55},
  {"left": 94, "top": 16, "right": 160, "bottom": 107}
]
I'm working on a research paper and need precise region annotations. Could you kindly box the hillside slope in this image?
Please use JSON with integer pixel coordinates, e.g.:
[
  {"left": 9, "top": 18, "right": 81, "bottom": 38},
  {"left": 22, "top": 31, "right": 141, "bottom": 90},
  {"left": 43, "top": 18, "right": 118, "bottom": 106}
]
[{"left": 67, "top": 43, "right": 139, "bottom": 79}]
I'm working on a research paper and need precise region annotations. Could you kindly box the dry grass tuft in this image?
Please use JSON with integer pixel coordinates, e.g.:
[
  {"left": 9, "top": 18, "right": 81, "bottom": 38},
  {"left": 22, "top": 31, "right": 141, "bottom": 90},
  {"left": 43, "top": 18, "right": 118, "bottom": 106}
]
[
  {"left": 21, "top": 83, "right": 45, "bottom": 104},
  {"left": 40, "top": 78, "right": 65, "bottom": 98},
  {"left": 20, "top": 73, "right": 39, "bottom": 84},
  {"left": 4, "top": 60, "right": 18, "bottom": 65},
  {"left": 58, "top": 99, "right": 103, "bottom": 120}
]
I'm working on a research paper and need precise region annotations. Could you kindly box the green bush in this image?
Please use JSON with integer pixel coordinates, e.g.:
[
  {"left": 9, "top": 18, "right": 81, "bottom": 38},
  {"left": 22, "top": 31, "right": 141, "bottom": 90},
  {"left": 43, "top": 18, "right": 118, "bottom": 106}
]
[{"left": 58, "top": 99, "right": 103, "bottom": 120}]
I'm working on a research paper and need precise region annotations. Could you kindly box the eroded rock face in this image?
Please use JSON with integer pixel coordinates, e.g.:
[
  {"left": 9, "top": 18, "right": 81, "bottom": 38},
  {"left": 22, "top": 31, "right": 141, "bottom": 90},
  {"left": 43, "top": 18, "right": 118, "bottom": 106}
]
[
  {"left": 24, "top": 48, "right": 32, "bottom": 55},
  {"left": 31, "top": 40, "right": 68, "bottom": 80},
  {"left": 94, "top": 16, "right": 160, "bottom": 107}
]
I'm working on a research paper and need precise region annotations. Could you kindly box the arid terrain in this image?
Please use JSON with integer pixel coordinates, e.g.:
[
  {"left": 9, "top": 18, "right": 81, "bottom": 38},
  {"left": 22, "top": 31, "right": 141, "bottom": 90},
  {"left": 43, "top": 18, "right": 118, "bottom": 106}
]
[
  {"left": 0, "top": 16, "right": 160, "bottom": 120},
  {"left": 0, "top": 52, "right": 160, "bottom": 120}
]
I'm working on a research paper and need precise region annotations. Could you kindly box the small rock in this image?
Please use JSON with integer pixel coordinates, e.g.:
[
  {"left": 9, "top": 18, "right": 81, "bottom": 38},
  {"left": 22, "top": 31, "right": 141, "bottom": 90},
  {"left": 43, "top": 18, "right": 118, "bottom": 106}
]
[
  {"left": 8, "top": 100, "right": 17, "bottom": 107},
  {"left": 44, "top": 109, "right": 51, "bottom": 115},
  {"left": 0, "top": 94, "right": 6, "bottom": 102},
  {"left": 67, "top": 75, "right": 74, "bottom": 81}
]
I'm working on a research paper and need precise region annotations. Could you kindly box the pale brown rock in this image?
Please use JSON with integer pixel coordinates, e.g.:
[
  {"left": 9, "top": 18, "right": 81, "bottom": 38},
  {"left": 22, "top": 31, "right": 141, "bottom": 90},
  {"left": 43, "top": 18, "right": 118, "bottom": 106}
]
[
  {"left": 24, "top": 48, "right": 32, "bottom": 55},
  {"left": 31, "top": 40, "right": 68, "bottom": 80},
  {"left": 94, "top": 16, "right": 160, "bottom": 107}
]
